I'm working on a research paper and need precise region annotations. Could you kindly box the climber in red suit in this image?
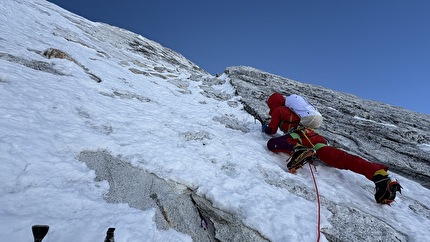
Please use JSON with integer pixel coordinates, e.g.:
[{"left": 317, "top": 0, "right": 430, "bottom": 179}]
[{"left": 262, "top": 92, "right": 401, "bottom": 205}]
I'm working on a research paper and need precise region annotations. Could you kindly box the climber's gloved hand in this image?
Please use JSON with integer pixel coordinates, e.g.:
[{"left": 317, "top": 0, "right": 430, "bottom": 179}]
[{"left": 261, "top": 124, "right": 268, "bottom": 133}]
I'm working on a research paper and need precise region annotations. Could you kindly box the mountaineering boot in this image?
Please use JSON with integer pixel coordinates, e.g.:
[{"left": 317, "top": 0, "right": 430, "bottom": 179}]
[
  {"left": 372, "top": 169, "right": 402, "bottom": 205},
  {"left": 287, "top": 144, "right": 315, "bottom": 173}
]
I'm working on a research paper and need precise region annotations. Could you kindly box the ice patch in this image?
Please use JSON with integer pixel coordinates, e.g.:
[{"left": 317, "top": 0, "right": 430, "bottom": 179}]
[
  {"left": 353, "top": 116, "right": 397, "bottom": 128},
  {"left": 418, "top": 144, "right": 430, "bottom": 153}
]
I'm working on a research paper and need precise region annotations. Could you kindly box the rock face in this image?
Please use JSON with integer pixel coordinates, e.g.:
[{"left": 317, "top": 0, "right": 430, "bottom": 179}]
[
  {"left": 224, "top": 66, "right": 430, "bottom": 189},
  {"left": 78, "top": 150, "right": 269, "bottom": 242}
]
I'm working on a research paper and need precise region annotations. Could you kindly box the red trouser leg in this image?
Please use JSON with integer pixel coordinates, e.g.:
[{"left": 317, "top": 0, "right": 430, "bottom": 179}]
[{"left": 316, "top": 146, "right": 388, "bottom": 181}]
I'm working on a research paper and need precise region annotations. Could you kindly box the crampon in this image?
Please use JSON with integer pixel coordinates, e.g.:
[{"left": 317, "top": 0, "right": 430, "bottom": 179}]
[
  {"left": 287, "top": 146, "right": 316, "bottom": 174},
  {"left": 376, "top": 180, "right": 402, "bottom": 205}
]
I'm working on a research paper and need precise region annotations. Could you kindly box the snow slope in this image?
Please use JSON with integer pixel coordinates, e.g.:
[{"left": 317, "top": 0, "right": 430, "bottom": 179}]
[{"left": 1, "top": 0, "right": 429, "bottom": 241}]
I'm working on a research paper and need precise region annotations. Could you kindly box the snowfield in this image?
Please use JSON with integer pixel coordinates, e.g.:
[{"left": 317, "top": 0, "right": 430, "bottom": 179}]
[{"left": 1, "top": 1, "right": 429, "bottom": 241}]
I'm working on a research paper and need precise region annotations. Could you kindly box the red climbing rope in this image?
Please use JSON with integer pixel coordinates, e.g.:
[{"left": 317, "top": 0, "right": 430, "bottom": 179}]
[{"left": 309, "top": 162, "right": 321, "bottom": 242}]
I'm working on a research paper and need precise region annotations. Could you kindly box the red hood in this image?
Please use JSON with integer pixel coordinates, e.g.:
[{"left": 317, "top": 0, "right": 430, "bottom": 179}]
[{"left": 267, "top": 92, "right": 285, "bottom": 115}]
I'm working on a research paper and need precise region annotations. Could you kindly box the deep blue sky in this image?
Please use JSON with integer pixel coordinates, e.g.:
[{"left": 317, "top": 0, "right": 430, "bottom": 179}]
[{"left": 47, "top": 0, "right": 430, "bottom": 115}]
